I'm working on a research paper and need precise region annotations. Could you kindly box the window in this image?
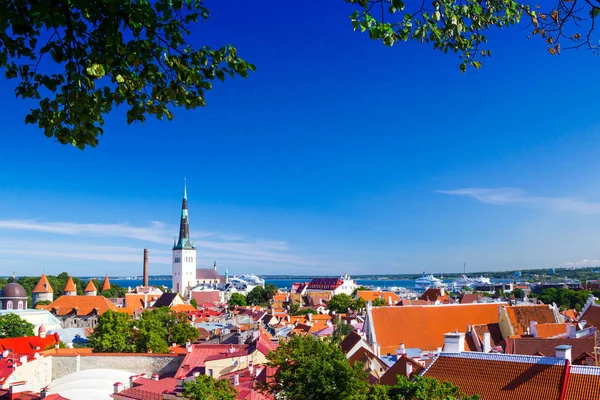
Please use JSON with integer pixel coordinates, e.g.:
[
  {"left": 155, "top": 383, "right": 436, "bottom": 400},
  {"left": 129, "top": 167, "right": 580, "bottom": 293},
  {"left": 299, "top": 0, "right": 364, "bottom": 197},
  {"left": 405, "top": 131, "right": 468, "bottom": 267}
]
[
  {"left": 6, "top": 301, "right": 12, "bottom": 310},
  {"left": 208, "top": 369, "right": 213, "bottom": 377},
  {"left": 17, "top": 301, "right": 23, "bottom": 310}
]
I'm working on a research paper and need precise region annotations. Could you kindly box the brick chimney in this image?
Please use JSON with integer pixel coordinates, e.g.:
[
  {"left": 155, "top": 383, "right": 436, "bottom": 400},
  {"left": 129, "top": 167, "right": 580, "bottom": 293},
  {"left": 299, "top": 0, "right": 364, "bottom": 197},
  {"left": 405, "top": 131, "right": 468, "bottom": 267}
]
[
  {"left": 143, "top": 249, "right": 149, "bottom": 287},
  {"left": 151, "top": 374, "right": 159, "bottom": 381}
]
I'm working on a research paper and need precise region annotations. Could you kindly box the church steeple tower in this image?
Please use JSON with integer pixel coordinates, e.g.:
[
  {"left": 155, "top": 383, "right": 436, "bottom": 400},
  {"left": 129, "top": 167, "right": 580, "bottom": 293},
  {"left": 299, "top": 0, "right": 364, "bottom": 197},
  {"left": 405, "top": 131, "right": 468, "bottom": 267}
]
[
  {"left": 174, "top": 178, "right": 195, "bottom": 250},
  {"left": 172, "top": 179, "right": 197, "bottom": 297}
]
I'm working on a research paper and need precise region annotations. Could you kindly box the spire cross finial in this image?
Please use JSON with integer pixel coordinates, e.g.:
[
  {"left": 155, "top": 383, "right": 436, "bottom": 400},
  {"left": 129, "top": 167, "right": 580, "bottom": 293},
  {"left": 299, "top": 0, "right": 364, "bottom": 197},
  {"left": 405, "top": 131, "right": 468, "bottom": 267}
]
[{"left": 183, "top": 177, "right": 187, "bottom": 200}]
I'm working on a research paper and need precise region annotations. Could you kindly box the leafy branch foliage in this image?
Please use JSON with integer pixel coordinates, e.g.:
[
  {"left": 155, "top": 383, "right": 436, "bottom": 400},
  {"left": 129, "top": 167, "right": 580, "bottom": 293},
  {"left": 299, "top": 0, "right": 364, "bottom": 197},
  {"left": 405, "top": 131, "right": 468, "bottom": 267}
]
[
  {"left": 0, "top": 313, "right": 35, "bottom": 338},
  {"left": 261, "top": 335, "right": 479, "bottom": 400},
  {"left": 89, "top": 307, "right": 199, "bottom": 353},
  {"left": 0, "top": 0, "right": 254, "bottom": 149},
  {"left": 344, "top": 0, "right": 600, "bottom": 71},
  {"left": 183, "top": 374, "right": 238, "bottom": 400}
]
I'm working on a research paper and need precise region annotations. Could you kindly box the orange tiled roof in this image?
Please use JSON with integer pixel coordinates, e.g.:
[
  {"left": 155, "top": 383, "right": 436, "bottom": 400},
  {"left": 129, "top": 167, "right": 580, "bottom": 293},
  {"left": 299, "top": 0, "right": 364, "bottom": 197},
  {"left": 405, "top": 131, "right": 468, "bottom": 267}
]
[
  {"left": 357, "top": 291, "right": 400, "bottom": 303},
  {"left": 102, "top": 275, "right": 111, "bottom": 291},
  {"left": 44, "top": 295, "right": 118, "bottom": 316},
  {"left": 419, "top": 288, "right": 452, "bottom": 304},
  {"left": 535, "top": 323, "right": 568, "bottom": 338},
  {"left": 423, "top": 353, "right": 566, "bottom": 400},
  {"left": 171, "top": 304, "right": 196, "bottom": 313},
  {"left": 84, "top": 280, "right": 96, "bottom": 292},
  {"left": 272, "top": 293, "right": 287, "bottom": 302},
  {"left": 32, "top": 274, "right": 53, "bottom": 293},
  {"left": 505, "top": 336, "right": 594, "bottom": 358},
  {"left": 369, "top": 303, "right": 502, "bottom": 353},
  {"left": 565, "top": 365, "right": 600, "bottom": 400},
  {"left": 63, "top": 277, "right": 76, "bottom": 292},
  {"left": 505, "top": 304, "right": 556, "bottom": 335}
]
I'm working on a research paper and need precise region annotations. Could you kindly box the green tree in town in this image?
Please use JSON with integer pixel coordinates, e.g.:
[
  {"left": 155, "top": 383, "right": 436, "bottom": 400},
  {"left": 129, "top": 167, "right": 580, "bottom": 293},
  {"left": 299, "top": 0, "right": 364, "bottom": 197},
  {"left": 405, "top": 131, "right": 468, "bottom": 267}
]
[
  {"left": 190, "top": 298, "right": 198, "bottom": 309},
  {"left": 0, "top": 0, "right": 254, "bottom": 149},
  {"left": 372, "top": 297, "right": 387, "bottom": 307},
  {"left": 246, "top": 284, "right": 278, "bottom": 306},
  {"left": 261, "top": 335, "right": 370, "bottom": 400},
  {"left": 228, "top": 293, "right": 247, "bottom": 307},
  {"left": 353, "top": 297, "right": 367, "bottom": 310},
  {"left": 512, "top": 288, "right": 525, "bottom": 299},
  {"left": 0, "top": 313, "right": 35, "bottom": 338},
  {"left": 183, "top": 374, "right": 238, "bottom": 400},
  {"left": 386, "top": 375, "right": 480, "bottom": 400},
  {"left": 327, "top": 293, "right": 355, "bottom": 313},
  {"left": 345, "top": 0, "right": 600, "bottom": 72},
  {"left": 351, "top": 286, "right": 370, "bottom": 297},
  {"left": 89, "top": 310, "right": 135, "bottom": 352},
  {"left": 136, "top": 307, "right": 199, "bottom": 351}
]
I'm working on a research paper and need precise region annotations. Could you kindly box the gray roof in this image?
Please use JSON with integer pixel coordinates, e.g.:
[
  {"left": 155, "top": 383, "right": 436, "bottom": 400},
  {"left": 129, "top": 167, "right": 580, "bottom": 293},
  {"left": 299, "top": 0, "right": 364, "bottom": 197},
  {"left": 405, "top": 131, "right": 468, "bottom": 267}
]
[{"left": 0, "top": 283, "right": 27, "bottom": 299}]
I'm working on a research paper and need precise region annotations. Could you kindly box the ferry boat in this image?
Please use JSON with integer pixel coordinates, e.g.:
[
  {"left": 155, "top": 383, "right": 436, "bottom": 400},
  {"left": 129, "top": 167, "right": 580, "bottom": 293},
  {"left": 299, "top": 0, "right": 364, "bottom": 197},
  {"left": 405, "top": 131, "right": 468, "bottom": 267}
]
[
  {"left": 473, "top": 276, "right": 492, "bottom": 285},
  {"left": 415, "top": 272, "right": 443, "bottom": 290},
  {"left": 452, "top": 275, "right": 474, "bottom": 289}
]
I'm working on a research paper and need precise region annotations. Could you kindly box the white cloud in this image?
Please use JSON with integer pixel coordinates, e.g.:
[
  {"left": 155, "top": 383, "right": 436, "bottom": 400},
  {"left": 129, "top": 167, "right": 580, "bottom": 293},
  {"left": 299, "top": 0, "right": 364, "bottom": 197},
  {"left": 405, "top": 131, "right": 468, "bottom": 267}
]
[
  {"left": 438, "top": 188, "right": 600, "bottom": 214},
  {"left": 0, "top": 219, "right": 357, "bottom": 273}
]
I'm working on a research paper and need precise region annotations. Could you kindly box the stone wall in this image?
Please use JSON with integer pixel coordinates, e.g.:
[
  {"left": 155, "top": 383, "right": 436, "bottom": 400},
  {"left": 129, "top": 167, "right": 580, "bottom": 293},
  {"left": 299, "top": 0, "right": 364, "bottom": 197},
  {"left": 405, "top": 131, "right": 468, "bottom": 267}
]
[{"left": 51, "top": 354, "right": 183, "bottom": 380}]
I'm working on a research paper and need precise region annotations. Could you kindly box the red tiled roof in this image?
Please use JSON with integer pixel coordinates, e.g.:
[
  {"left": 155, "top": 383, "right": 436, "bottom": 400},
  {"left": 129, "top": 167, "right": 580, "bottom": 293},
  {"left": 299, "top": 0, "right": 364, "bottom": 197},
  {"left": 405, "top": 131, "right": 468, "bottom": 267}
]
[
  {"left": 419, "top": 288, "right": 452, "bottom": 304},
  {"left": 460, "top": 293, "right": 482, "bottom": 304},
  {"left": 564, "top": 365, "right": 600, "bottom": 400},
  {"left": 423, "top": 353, "right": 566, "bottom": 400},
  {"left": 191, "top": 290, "right": 221, "bottom": 305},
  {"left": 378, "top": 354, "right": 424, "bottom": 385},
  {"left": 369, "top": 303, "right": 502, "bottom": 353},
  {"left": 32, "top": 274, "right": 53, "bottom": 293},
  {"left": 470, "top": 323, "right": 504, "bottom": 349},
  {"left": 307, "top": 278, "right": 342, "bottom": 291},
  {"left": 175, "top": 344, "right": 249, "bottom": 378},
  {"left": 256, "top": 333, "right": 278, "bottom": 356},
  {"left": 341, "top": 331, "right": 363, "bottom": 354},
  {"left": 118, "top": 377, "right": 179, "bottom": 400},
  {"left": 396, "top": 299, "right": 430, "bottom": 306},
  {"left": 579, "top": 304, "right": 600, "bottom": 329},
  {"left": 505, "top": 336, "right": 594, "bottom": 359}
]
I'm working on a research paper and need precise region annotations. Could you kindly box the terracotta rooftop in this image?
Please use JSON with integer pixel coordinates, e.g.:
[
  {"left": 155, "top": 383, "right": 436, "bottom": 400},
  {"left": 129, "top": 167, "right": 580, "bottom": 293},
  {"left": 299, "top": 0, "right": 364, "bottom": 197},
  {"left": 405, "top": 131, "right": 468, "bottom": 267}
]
[
  {"left": 102, "top": 275, "right": 111, "bottom": 291},
  {"left": 118, "top": 377, "right": 179, "bottom": 400},
  {"left": 419, "top": 288, "right": 452, "bottom": 304},
  {"left": 63, "top": 277, "right": 76, "bottom": 292},
  {"left": 84, "top": 280, "right": 96, "bottom": 293},
  {"left": 460, "top": 293, "right": 482, "bottom": 304},
  {"left": 579, "top": 303, "right": 600, "bottom": 329},
  {"left": 175, "top": 344, "right": 249, "bottom": 378},
  {"left": 505, "top": 304, "right": 557, "bottom": 335},
  {"left": 505, "top": 336, "right": 594, "bottom": 359},
  {"left": 424, "top": 352, "right": 600, "bottom": 400},
  {"left": 469, "top": 323, "right": 504, "bottom": 351},
  {"left": 32, "top": 274, "right": 53, "bottom": 293},
  {"left": 535, "top": 323, "right": 568, "bottom": 338},
  {"left": 368, "top": 303, "right": 502, "bottom": 353},
  {"left": 44, "top": 295, "right": 119, "bottom": 316},
  {"left": 378, "top": 354, "right": 424, "bottom": 385},
  {"left": 170, "top": 304, "right": 196, "bottom": 313},
  {"left": 357, "top": 291, "right": 400, "bottom": 304},
  {"left": 196, "top": 268, "right": 219, "bottom": 280}
]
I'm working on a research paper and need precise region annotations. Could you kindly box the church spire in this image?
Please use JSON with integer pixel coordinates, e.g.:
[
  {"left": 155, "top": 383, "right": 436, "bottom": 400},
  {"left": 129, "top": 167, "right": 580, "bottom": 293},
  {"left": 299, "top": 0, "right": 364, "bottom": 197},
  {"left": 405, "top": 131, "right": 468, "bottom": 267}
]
[{"left": 174, "top": 179, "right": 195, "bottom": 250}]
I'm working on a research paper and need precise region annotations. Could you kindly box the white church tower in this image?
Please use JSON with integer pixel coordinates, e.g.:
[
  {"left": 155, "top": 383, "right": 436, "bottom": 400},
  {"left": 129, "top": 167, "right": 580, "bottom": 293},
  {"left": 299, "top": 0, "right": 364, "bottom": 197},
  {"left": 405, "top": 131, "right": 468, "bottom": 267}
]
[{"left": 172, "top": 180, "right": 196, "bottom": 297}]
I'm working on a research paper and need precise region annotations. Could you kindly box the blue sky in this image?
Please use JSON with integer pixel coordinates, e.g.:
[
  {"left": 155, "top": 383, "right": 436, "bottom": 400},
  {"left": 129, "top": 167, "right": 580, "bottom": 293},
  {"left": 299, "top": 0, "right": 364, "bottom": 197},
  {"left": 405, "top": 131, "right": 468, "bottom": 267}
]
[{"left": 1, "top": 1, "right": 600, "bottom": 277}]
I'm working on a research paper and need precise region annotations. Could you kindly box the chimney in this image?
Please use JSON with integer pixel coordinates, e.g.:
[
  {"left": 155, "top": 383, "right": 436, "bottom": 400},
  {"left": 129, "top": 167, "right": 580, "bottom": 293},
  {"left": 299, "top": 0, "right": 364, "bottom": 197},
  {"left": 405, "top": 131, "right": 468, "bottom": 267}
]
[
  {"left": 151, "top": 374, "right": 159, "bottom": 381},
  {"left": 440, "top": 287, "right": 445, "bottom": 297},
  {"left": 405, "top": 362, "right": 413, "bottom": 377},
  {"left": 129, "top": 375, "right": 139, "bottom": 388},
  {"left": 40, "top": 388, "right": 47, "bottom": 399},
  {"left": 396, "top": 341, "right": 406, "bottom": 357},
  {"left": 307, "top": 313, "right": 312, "bottom": 321},
  {"left": 113, "top": 382, "right": 124, "bottom": 394},
  {"left": 555, "top": 345, "right": 572, "bottom": 362},
  {"left": 143, "top": 249, "right": 149, "bottom": 287},
  {"left": 483, "top": 332, "right": 491, "bottom": 353},
  {"left": 2, "top": 350, "right": 9, "bottom": 358},
  {"left": 530, "top": 321, "right": 538, "bottom": 337},
  {"left": 443, "top": 332, "right": 465, "bottom": 353},
  {"left": 567, "top": 324, "right": 577, "bottom": 338},
  {"left": 249, "top": 361, "right": 254, "bottom": 376},
  {"left": 233, "top": 374, "right": 239, "bottom": 386}
]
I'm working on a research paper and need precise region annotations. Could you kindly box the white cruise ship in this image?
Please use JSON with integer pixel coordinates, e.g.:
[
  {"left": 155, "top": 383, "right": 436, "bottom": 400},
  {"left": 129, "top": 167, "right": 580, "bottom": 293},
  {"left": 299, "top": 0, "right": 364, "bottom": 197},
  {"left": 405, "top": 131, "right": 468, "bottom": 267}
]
[
  {"left": 473, "top": 276, "right": 492, "bottom": 285},
  {"left": 415, "top": 272, "right": 443, "bottom": 290},
  {"left": 452, "top": 275, "right": 474, "bottom": 289}
]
